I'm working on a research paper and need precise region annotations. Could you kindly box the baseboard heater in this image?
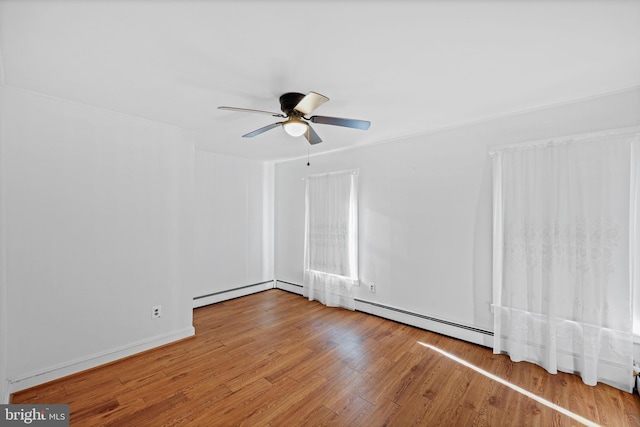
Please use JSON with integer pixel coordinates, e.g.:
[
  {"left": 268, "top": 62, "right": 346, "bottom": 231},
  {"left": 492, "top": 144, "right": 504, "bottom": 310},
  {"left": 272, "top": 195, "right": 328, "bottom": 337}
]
[
  {"left": 275, "top": 280, "right": 303, "bottom": 289},
  {"left": 355, "top": 298, "right": 493, "bottom": 337},
  {"left": 193, "top": 280, "right": 274, "bottom": 308},
  {"left": 274, "top": 279, "right": 493, "bottom": 347}
]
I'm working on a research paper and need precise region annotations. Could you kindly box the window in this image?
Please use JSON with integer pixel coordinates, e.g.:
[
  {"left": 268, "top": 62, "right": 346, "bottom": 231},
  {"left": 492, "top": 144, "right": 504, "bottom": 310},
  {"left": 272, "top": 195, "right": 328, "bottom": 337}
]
[
  {"left": 491, "top": 127, "right": 639, "bottom": 392},
  {"left": 304, "top": 169, "right": 358, "bottom": 310}
]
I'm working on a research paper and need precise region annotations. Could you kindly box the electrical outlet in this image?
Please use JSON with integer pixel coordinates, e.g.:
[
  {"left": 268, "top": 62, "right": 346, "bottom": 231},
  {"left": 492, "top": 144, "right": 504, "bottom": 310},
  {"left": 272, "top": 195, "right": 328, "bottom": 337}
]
[
  {"left": 152, "top": 305, "right": 162, "bottom": 319},
  {"left": 368, "top": 282, "right": 375, "bottom": 293}
]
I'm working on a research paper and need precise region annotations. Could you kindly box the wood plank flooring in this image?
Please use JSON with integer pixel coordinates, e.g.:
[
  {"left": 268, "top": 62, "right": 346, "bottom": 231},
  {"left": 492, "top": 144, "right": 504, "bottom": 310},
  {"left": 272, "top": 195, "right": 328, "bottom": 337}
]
[{"left": 11, "top": 289, "right": 640, "bottom": 426}]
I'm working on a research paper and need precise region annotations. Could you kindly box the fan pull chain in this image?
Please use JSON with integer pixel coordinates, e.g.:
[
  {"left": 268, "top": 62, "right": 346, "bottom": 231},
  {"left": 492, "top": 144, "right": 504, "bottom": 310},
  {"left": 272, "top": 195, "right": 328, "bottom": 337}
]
[{"left": 307, "top": 146, "right": 310, "bottom": 166}]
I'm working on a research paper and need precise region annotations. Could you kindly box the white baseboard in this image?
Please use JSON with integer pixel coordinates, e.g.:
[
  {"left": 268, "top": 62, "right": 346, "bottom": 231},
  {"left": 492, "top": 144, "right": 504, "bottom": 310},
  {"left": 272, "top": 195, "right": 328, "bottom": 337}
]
[
  {"left": 274, "top": 280, "right": 304, "bottom": 296},
  {"left": 355, "top": 299, "right": 493, "bottom": 348},
  {"left": 274, "top": 280, "right": 493, "bottom": 348},
  {"left": 193, "top": 281, "right": 275, "bottom": 308},
  {"left": 7, "top": 326, "right": 195, "bottom": 398}
]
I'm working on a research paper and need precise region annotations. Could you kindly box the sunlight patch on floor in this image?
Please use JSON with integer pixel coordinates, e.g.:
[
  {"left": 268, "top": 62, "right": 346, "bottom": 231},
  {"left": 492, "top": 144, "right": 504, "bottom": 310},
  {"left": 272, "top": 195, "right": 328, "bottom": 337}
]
[{"left": 417, "top": 342, "right": 599, "bottom": 427}]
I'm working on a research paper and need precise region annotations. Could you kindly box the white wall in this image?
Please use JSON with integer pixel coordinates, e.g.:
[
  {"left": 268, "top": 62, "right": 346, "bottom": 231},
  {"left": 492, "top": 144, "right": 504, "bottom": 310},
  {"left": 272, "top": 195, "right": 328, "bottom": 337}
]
[
  {"left": 193, "top": 150, "right": 274, "bottom": 306},
  {"left": 0, "top": 86, "right": 9, "bottom": 403},
  {"left": 275, "top": 88, "right": 640, "bottom": 346},
  {"left": 2, "top": 87, "right": 195, "bottom": 395}
]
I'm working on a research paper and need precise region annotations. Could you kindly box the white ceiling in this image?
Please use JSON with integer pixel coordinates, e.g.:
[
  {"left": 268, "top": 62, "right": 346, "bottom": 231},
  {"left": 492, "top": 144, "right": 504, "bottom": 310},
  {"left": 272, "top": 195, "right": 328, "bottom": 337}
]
[{"left": 1, "top": 0, "right": 639, "bottom": 161}]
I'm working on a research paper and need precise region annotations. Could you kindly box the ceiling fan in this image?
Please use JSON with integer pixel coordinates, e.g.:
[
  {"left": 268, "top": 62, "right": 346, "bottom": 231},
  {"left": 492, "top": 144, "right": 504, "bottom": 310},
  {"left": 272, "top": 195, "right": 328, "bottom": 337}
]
[{"left": 218, "top": 91, "right": 371, "bottom": 145}]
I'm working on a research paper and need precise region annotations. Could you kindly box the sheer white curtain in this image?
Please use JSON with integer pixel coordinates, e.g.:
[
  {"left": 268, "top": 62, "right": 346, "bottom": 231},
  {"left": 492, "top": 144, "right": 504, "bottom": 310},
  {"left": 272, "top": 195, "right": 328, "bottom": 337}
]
[
  {"left": 491, "top": 128, "right": 639, "bottom": 393},
  {"left": 304, "top": 169, "right": 358, "bottom": 310}
]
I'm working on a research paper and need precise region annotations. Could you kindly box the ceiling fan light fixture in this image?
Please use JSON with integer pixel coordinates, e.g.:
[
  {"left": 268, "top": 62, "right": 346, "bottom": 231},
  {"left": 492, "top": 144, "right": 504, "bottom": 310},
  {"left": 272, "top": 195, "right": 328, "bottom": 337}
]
[
  {"left": 283, "top": 118, "right": 308, "bottom": 137},
  {"left": 220, "top": 91, "right": 370, "bottom": 145}
]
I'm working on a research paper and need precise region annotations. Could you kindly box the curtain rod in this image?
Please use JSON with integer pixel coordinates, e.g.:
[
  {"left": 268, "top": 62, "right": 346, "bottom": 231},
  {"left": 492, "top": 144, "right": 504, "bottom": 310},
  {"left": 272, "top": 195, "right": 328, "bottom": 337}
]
[
  {"left": 489, "top": 125, "right": 640, "bottom": 156},
  {"left": 302, "top": 168, "right": 359, "bottom": 180}
]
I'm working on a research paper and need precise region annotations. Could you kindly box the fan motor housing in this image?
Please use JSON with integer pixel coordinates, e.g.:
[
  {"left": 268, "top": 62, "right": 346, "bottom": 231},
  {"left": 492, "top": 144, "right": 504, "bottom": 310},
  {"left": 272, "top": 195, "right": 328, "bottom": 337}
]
[{"left": 279, "top": 92, "right": 306, "bottom": 116}]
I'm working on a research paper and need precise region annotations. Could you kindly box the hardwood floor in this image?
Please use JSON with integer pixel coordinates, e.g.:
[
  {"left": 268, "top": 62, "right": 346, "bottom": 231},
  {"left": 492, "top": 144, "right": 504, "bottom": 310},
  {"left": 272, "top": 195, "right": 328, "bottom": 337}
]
[{"left": 11, "top": 289, "right": 640, "bottom": 426}]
